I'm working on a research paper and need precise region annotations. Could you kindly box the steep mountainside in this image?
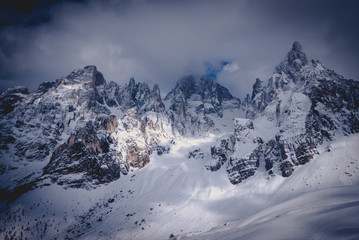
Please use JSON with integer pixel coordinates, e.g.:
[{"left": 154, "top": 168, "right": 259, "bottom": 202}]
[
  {"left": 0, "top": 66, "right": 174, "bottom": 190},
  {"left": 208, "top": 41, "right": 359, "bottom": 184}
]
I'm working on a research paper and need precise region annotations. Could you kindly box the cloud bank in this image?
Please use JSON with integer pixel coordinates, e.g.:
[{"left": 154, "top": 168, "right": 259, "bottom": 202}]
[{"left": 1, "top": 0, "right": 358, "bottom": 99}]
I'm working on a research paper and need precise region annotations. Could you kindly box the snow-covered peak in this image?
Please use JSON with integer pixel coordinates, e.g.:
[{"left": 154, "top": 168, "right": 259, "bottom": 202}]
[
  {"left": 248, "top": 42, "right": 350, "bottom": 116},
  {"left": 165, "top": 74, "right": 235, "bottom": 104},
  {"left": 66, "top": 65, "right": 96, "bottom": 81},
  {"left": 110, "top": 77, "right": 165, "bottom": 114},
  {"left": 65, "top": 65, "right": 106, "bottom": 87},
  {"left": 290, "top": 41, "right": 307, "bottom": 62},
  {"left": 214, "top": 42, "right": 359, "bottom": 183},
  {"left": 251, "top": 78, "right": 263, "bottom": 100},
  {"left": 283, "top": 41, "right": 308, "bottom": 71},
  {"left": 263, "top": 41, "right": 309, "bottom": 92},
  {"left": 164, "top": 74, "right": 243, "bottom": 135}
]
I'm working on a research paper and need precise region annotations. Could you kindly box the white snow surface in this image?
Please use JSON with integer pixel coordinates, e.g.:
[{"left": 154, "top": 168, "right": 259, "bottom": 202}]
[
  {"left": 184, "top": 185, "right": 359, "bottom": 240},
  {"left": 1, "top": 134, "right": 358, "bottom": 240}
]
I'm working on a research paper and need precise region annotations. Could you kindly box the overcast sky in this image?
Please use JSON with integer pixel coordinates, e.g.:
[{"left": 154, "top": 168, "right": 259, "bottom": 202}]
[{"left": 1, "top": 0, "right": 358, "bottom": 99}]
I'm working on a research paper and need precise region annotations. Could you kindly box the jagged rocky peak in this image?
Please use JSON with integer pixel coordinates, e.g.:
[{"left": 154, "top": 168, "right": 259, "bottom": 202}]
[
  {"left": 115, "top": 77, "right": 165, "bottom": 113},
  {"left": 280, "top": 41, "right": 308, "bottom": 72},
  {"left": 165, "top": 74, "right": 235, "bottom": 104},
  {"left": 144, "top": 83, "right": 165, "bottom": 112},
  {"left": 164, "top": 73, "right": 242, "bottom": 115},
  {"left": 65, "top": 65, "right": 106, "bottom": 86},
  {"left": 251, "top": 78, "right": 263, "bottom": 100},
  {"left": 290, "top": 41, "right": 307, "bottom": 64},
  {"left": 0, "top": 65, "right": 114, "bottom": 164},
  {"left": 164, "top": 74, "right": 243, "bottom": 135},
  {"left": 60, "top": 66, "right": 165, "bottom": 114},
  {"left": 247, "top": 41, "right": 311, "bottom": 115},
  {"left": 213, "top": 41, "right": 359, "bottom": 184},
  {"left": 151, "top": 83, "right": 161, "bottom": 101},
  {"left": 107, "top": 77, "right": 144, "bottom": 110}
]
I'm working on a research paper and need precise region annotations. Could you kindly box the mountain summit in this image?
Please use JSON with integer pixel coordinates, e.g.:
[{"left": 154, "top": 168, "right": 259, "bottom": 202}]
[
  {"left": 164, "top": 74, "right": 242, "bottom": 135},
  {"left": 231, "top": 41, "right": 359, "bottom": 180}
]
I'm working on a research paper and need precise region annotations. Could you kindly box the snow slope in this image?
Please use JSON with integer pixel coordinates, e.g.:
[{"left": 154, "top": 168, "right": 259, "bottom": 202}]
[
  {"left": 184, "top": 134, "right": 359, "bottom": 240},
  {"left": 1, "top": 134, "right": 358, "bottom": 240},
  {"left": 184, "top": 185, "right": 359, "bottom": 240}
]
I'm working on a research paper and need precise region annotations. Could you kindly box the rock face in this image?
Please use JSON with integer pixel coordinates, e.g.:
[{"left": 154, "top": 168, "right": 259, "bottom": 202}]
[
  {"left": 207, "top": 119, "right": 262, "bottom": 184},
  {"left": 188, "top": 148, "right": 205, "bottom": 159},
  {"left": 206, "top": 135, "right": 236, "bottom": 172},
  {"left": 209, "top": 42, "right": 359, "bottom": 183},
  {"left": 44, "top": 115, "right": 122, "bottom": 187},
  {"left": 164, "top": 74, "right": 243, "bottom": 135},
  {"left": 98, "top": 78, "right": 165, "bottom": 114}
]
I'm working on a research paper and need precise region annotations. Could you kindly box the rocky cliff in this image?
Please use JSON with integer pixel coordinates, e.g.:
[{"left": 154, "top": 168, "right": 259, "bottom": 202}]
[{"left": 209, "top": 42, "right": 359, "bottom": 183}]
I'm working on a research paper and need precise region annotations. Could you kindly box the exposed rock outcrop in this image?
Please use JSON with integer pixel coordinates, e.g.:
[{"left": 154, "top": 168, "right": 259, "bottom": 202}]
[
  {"left": 44, "top": 115, "right": 122, "bottom": 187},
  {"left": 209, "top": 42, "right": 359, "bottom": 183},
  {"left": 164, "top": 74, "right": 243, "bottom": 135}
]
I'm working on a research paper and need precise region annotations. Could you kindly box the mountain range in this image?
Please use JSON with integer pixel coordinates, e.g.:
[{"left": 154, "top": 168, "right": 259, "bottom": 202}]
[{"left": 0, "top": 41, "right": 359, "bottom": 240}]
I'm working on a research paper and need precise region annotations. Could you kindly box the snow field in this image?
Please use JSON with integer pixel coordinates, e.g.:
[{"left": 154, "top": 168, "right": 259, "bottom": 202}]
[{"left": 1, "top": 134, "right": 358, "bottom": 239}]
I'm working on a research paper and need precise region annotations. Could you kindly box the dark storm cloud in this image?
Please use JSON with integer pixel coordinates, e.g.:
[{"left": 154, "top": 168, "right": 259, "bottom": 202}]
[
  {"left": 0, "top": 0, "right": 358, "bottom": 99},
  {"left": 0, "top": 0, "right": 88, "bottom": 26}
]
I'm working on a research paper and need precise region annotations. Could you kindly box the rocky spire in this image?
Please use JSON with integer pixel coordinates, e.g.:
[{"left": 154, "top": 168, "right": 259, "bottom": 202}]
[
  {"left": 251, "top": 78, "right": 263, "bottom": 100},
  {"left": 129, "top": 77, "right": 136, "bottom": 87},
  {"left": 287, "top": 41, "right": 308, "bottom": 70},
  {"left": 144, "top": 83, "right": 165, "bottom": 112}
]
